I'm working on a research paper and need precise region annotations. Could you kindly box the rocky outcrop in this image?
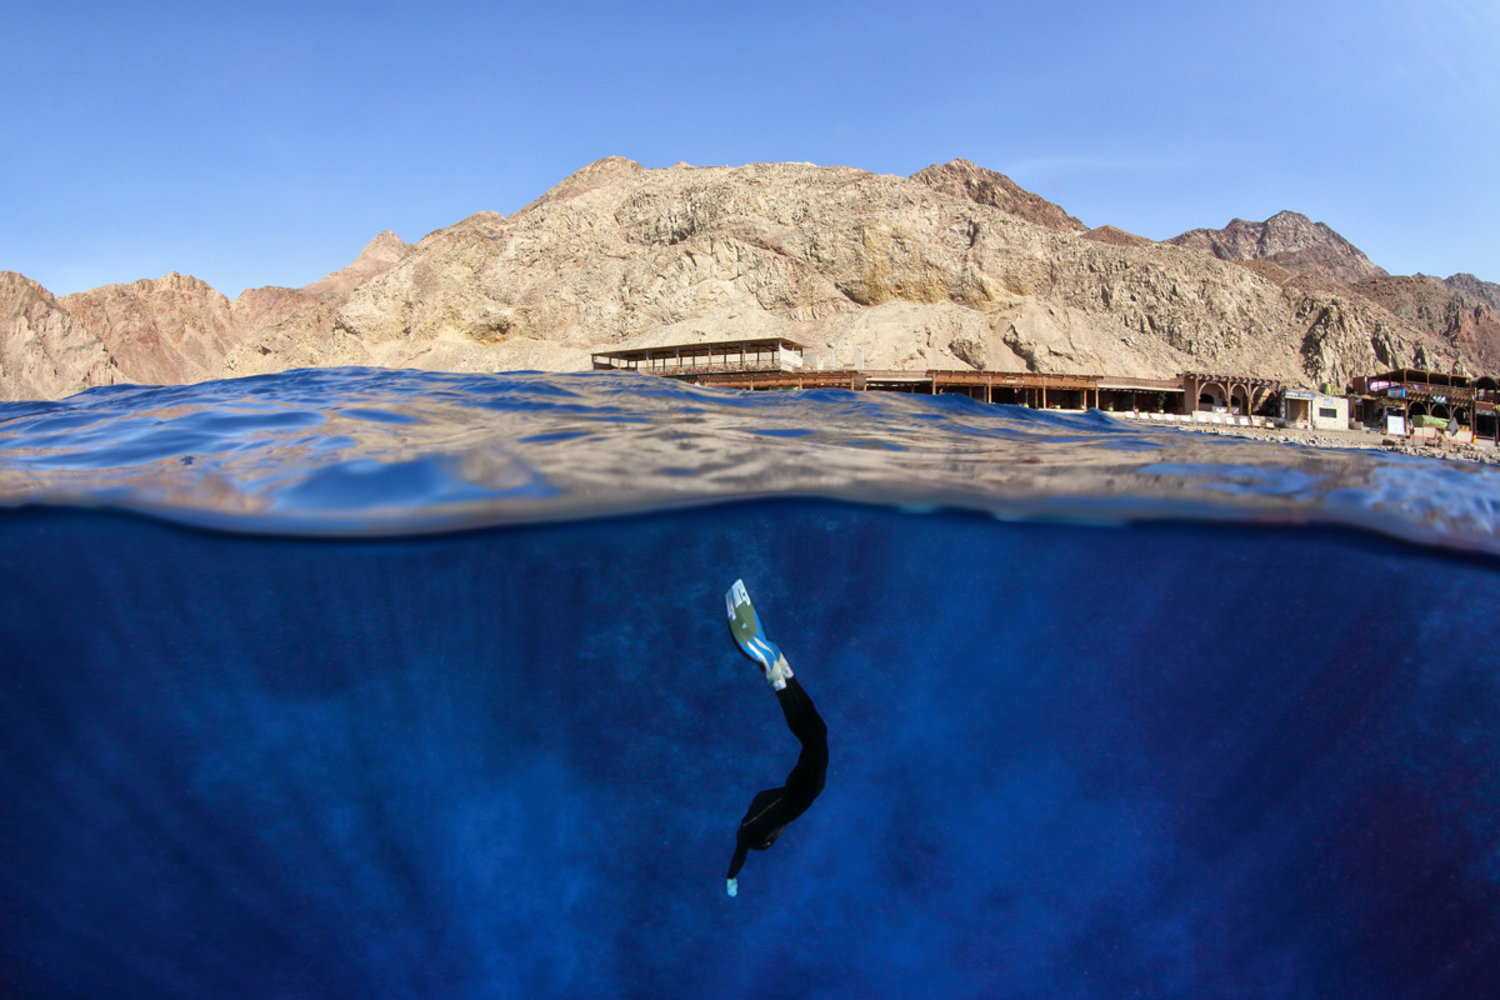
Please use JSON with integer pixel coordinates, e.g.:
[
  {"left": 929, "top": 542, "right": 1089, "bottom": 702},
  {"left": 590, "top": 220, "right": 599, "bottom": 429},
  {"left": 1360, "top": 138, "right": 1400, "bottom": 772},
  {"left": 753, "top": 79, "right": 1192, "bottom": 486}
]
[
  {"left": 1446, "top": 273, "right": 1500, "bottom": 313},
  {"left": 0, "top": 158, "right": 1485, "bottom": 402},
  {"left": 1168, "top": 211, "right": 1388, "bottom": 285},
  {"left": 911, "top": 159, "right": 1087, "bottom": 234},
  {"left": 57, "top": 272, "right": 246, "bottom": 387},
  {"left": 1355, "top": 273, "right": 1500, "bottom": 372},
  {"left": 0, "top": 272, "right": 123, "bottom": 399},
  {"left": 1287, "top": 283, "right": 1422, "bottom": 388},
  {"left": 1083, "top": 226, "right": 1154, "bottom": 248},
  {"left": 302, "top": 231, "right": 411, "bottom": 301}
]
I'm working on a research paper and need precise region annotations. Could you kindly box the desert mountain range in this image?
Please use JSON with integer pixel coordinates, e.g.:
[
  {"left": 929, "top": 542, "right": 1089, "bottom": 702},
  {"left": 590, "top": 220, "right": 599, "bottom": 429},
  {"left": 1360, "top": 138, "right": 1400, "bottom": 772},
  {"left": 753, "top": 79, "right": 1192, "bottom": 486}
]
[{"left": 4, "top": 156, "right": 1498, "bottom": 402}]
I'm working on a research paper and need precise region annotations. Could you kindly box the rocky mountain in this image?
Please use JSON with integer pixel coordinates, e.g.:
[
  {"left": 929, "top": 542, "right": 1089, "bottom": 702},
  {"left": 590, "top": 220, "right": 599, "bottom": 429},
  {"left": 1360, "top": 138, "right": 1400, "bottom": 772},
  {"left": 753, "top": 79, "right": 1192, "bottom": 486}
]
[
  {"left": 1446, "top": 273, "right": 1500, "bottom": 313},
  {"left": 1164, "top": 211, "right": 1500, "bottom": 375},
  {"left": 57, "top": 272, "right": 245, "bottom": 386},
  {"left": 0, "top": 271, "right": 122, "bottom": 400},
  {"left": 1354, "top": 273, "right": 1500, "bottom": 372},
  {"left": 909, "top": 159, "right": 1087, "bottom": 234},
  {"left": 1082, "top": 226, "right": 1155, "bottom": 249},
  {"left": 1167, "top": 211, "right": 1388, "bottom": 285},
  {"left": 1, "top": 158, "right": 1489, "bottom": 402},
  {"left": 302, "top": 230, "right": 411, "bottom": 300}
]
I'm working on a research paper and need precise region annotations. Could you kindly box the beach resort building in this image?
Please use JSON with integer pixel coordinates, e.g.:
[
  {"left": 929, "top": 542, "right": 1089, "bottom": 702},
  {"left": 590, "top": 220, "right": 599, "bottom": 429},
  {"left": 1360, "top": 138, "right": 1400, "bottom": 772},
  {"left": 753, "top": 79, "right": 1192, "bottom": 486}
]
[
  {"left": 594, "top": 338, "right": 1496, "bottom": 445},
  {"left": 590, "top": 337, "right": 806, "bottom": 376},
  {"left": 1349, "top": 369, "right": 1499, "bottom": 442},
  {"left": 1281, "top": 390, "right": 1351, "bottom": 431}
]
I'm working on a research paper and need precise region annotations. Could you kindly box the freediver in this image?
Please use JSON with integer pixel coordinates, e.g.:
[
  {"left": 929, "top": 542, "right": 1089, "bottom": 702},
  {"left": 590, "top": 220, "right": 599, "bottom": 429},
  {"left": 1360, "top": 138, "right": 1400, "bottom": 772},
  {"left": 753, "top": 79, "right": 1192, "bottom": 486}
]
[{"left": 724, "top": 579, "right": 828, "bottom": 898}]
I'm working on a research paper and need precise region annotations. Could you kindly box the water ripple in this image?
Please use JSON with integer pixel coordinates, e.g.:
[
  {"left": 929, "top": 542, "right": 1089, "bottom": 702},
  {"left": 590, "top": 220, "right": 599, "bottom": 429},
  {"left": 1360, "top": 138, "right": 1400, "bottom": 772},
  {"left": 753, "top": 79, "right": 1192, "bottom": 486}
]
[{"left": 2, "top": 366, "right": 1499, "bottom": 553}]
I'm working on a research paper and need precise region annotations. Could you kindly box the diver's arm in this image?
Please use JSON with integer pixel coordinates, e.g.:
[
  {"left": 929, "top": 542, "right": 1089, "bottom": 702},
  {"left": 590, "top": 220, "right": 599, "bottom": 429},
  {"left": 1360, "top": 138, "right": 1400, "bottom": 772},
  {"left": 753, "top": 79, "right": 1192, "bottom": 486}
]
[{"left": 726, "top": 839, "right": 749, "bottom": 896}]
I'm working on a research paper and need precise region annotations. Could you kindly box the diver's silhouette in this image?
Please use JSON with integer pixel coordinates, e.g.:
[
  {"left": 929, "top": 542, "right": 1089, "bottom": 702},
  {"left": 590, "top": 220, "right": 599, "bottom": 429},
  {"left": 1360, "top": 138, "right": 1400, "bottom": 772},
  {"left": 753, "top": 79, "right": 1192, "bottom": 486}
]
[{"left": 724, "top": 580, "right": 828, "bottom": 897}]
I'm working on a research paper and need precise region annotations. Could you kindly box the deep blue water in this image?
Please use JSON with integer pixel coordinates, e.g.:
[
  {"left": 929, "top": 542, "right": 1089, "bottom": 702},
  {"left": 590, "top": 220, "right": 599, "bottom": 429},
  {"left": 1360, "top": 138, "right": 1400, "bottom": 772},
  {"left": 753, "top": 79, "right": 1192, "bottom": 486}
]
[{"left": 2, "top": 369, "right": 1499, "bottom": 998}]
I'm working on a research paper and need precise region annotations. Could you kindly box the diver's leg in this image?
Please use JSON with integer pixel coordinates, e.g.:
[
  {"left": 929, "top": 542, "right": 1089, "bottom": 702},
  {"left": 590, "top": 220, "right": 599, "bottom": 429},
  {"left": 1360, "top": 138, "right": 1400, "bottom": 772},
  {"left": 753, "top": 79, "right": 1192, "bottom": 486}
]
[
  {"left": 775, "top": 676, "right": 827, "bottom": 746},
  {"left": 777, "top": 677, "right": 828, "bottom": 804}
]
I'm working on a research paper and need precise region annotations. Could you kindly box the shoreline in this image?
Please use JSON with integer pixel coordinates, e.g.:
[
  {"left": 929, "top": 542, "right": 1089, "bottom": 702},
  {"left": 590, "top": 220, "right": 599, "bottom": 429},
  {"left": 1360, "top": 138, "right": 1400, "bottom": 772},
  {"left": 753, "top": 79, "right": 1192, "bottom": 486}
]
[{"left": 1144, "top": 417, "right": 1500, "bottom": 464}]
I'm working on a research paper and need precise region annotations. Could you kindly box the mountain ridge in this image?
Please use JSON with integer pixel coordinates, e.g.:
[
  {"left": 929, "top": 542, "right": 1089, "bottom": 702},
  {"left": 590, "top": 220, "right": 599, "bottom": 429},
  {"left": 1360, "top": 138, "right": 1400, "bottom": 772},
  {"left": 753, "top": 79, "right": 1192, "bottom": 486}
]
[{"left": 2, "top": 157, "right": 1495, "bottom": 401}]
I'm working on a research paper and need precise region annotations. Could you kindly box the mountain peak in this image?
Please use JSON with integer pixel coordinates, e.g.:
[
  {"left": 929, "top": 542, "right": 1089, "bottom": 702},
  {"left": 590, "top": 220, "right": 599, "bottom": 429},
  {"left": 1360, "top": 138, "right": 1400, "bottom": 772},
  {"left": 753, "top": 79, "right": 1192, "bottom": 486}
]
[
  {"left": 302, "top": 231, "right": 411, "bottom": 300},
  {"left": 910, "top": 159, "right": 1087, "bottom": 233},
  {"left": 361, "top": 230, "right": 407, "bottom": 256},
  {"left": 1167, "top": 212, "right": 1386, "bottom": 284},
  {"left": 524, "top": 156, "right": 647, "bottom": 210}
]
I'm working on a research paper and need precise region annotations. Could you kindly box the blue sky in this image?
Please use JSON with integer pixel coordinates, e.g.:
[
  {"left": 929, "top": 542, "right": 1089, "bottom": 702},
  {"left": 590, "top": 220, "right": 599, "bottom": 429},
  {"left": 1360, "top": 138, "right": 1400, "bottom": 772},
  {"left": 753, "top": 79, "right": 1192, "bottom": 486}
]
[{"left": 3, "top": 0, "right": 1497, "bottom": 297}]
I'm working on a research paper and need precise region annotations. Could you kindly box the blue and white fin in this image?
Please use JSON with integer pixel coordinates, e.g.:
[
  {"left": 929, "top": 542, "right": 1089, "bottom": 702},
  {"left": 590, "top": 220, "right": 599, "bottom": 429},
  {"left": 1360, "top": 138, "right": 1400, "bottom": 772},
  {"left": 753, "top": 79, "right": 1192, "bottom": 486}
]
[{"left": 725, "top": 579, "right": 793, "bottom": 690}]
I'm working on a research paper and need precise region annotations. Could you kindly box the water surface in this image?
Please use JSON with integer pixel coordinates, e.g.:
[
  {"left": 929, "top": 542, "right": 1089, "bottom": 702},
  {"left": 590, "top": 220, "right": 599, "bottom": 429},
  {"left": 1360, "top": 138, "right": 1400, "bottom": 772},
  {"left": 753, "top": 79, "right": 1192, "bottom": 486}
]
[{"left": 1, "top": 369, "right": 1496, "bottom": 999}]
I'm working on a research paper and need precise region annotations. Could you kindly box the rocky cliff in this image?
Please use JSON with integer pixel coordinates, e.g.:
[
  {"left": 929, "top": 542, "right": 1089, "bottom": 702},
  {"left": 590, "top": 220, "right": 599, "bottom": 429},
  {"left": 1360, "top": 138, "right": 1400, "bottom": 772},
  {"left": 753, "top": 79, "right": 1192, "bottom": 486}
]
[
  {"left": 1353, "top": 273, "right": 1500, "bottom": 372},
  {"left": 1, "top": 158, "right": 1490, "bottom": 401},
  {"left": 0, "top": 272, "right": 122, "bottom": 400}
]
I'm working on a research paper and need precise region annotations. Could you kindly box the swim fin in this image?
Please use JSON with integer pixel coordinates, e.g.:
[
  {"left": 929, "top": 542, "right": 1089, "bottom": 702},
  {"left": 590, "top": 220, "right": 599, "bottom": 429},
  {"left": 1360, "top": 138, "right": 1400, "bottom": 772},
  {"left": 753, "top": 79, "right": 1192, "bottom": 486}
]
[{"left": 725, "top": 579, "right": 793, "bottom": 690}]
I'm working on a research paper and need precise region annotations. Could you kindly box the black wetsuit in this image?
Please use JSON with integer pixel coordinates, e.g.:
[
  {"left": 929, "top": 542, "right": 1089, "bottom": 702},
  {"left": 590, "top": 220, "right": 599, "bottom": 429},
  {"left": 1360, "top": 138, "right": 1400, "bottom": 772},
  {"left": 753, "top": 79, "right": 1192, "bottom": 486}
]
[{"left": 727, "top": 676, "right": 828, "bottom": 881}]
